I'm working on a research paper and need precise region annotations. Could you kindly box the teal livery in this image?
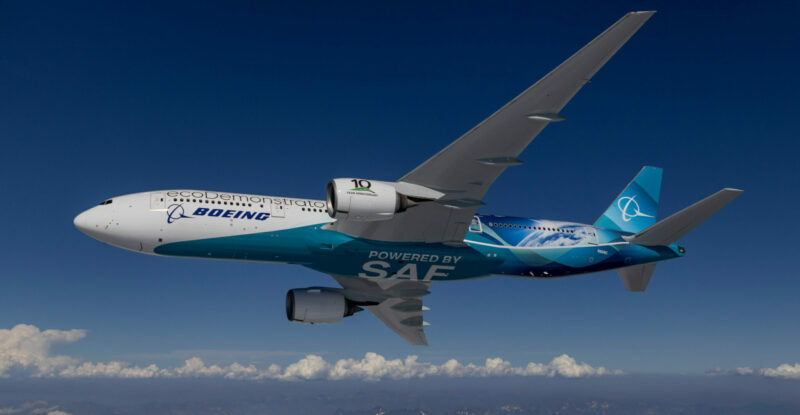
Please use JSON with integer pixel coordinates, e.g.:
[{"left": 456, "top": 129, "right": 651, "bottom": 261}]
[
  {"left": 154, "top": 216, "right": 685, "bottom": 281},
  {"left": 153, "top": 167, "right": 682, "bottom": 282},
  {"left": 595, "top": 166, "right": 662, "bottom": 233}
]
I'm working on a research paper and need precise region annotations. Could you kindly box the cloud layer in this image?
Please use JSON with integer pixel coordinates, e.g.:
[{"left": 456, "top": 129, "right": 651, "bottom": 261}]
[
  {"left": 0, "top": 401, "right": 72, "bottom": 415},
  {"left": 707, "top": 363, "right": 800, "bottom": 380},
  {"left": 735, "top": 363, "right": 800, "bottom": 379},
  {"left": 0, "top": 324, "right": 619, "bottom": 381}
]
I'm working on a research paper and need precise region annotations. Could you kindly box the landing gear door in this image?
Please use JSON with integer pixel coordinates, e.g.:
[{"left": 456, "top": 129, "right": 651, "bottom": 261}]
[{"left": 150, "top": 193, "right": 166, "bottom": 210}]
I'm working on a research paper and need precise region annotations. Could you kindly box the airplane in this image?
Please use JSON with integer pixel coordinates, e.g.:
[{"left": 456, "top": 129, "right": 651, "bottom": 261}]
[{"left": 74, "top": 11, "right": 741, "bottom": 345}]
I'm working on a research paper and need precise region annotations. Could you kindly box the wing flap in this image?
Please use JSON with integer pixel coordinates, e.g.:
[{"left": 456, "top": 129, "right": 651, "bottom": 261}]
[
  {"left": 332, "top": 276, "right": 431, "bottom": 345},
  {"left": 366, "top": 298, "right": 428, "bottom": 346}
]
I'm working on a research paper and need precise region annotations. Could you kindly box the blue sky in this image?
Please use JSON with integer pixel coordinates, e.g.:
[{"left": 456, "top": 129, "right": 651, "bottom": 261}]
[{"left": 1, "top": 0, "right": 798, "bottom": 378}]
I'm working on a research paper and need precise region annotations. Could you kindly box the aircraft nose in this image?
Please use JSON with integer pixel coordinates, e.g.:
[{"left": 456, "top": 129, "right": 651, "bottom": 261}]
[
  {"left": 73, "top": 209, "right": 95, "bottom": 235},
  {"left": 74, "top": 194, "right": 152, "bottom": 252}
]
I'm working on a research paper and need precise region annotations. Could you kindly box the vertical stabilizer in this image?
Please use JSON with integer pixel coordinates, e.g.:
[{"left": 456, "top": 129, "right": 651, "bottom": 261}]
[{"left": 595, "top": 166, "right": 662, "bottom": 233}]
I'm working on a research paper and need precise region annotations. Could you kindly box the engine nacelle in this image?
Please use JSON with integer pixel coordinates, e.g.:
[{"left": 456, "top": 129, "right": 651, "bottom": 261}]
[
  {"left": 285, "top": 288, "right": 362, "bottom": 324},
  {"left": 326, "top": 178, "right": 409, "bottom": 221}
]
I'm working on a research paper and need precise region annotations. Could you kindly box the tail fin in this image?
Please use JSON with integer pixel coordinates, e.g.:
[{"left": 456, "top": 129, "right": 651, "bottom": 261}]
[
  {"left": 594, "top": 166, "right": 662, "bottom": 233},
  {"left": 624, "top": 188, "right": 742, "bottom": 246}
]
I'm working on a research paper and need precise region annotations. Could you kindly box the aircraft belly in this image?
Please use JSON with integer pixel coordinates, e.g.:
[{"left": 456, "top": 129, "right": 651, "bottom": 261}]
[{"left": 512, "top": 245, "right": 615, "bottom": 268}]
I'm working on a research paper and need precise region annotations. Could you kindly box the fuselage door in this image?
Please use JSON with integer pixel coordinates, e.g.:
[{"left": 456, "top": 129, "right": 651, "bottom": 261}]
[
  {"left": 272, "top": 201, "right": 286, "bottom": 218},
  {"left": 150, "top": 192, "right": 166, "bottom": 211},
  {"left": 468, "top": 216, "right": 483, "bottom": 233},
  {"left": 583, "top": 226, "right": 599, "bottom": 245}
]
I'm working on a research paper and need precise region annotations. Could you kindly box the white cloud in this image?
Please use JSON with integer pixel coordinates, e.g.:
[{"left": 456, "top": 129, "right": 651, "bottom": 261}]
[
  {"left": 0, "top": 324, "right": 84, "bottom": 377},
  {"left": 0, "top": 324, "right": 620, "bottom": 381},
  {"left": 0, "top": 401, "right": 71, "bottom": 415},
  {"left": 757, "top": 363, "right": 800, "bottom": 379},
  {"left": 709, "top": 363, "right": 800, "bottom": 379}
]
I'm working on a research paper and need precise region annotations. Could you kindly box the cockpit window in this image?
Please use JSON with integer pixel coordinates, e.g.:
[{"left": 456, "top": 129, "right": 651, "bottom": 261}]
[{"left": 98, "top": 199, "right": 113, "bottom": 206}]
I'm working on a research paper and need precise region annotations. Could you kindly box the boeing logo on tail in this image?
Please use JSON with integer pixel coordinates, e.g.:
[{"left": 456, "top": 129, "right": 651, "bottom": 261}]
[{"left": 617, "top": 195, "right": 654, "bottom": 222}]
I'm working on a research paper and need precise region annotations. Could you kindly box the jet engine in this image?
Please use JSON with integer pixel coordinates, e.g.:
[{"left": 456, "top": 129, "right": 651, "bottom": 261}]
[
  {"left": 326, "top": 178, "right": 409, "bottom": 221},
  {"left": 286, "top": 288, "right": 364, "bottom": 324}
]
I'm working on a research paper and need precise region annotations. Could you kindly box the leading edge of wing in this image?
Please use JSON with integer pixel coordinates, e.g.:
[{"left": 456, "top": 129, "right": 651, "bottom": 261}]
[{"left": 400, "top": 11, "right": 656, "bottom": 194}]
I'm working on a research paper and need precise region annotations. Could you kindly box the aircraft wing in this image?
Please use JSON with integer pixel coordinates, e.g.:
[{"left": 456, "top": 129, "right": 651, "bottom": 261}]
[
  {"left": 332, "top": 276, "right": 431, "bottom": 345},
  {"left": 329, "top": 11, "right": 655, "bottom": 244}
]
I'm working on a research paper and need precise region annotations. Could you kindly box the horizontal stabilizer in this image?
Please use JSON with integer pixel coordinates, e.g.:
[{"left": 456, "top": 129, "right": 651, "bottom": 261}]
[
  {"left": 624, "top": 188, "right": 742, "bottom": 246},
  {"left": 618, "top": 263, "right": 656, "bottom": 292}
]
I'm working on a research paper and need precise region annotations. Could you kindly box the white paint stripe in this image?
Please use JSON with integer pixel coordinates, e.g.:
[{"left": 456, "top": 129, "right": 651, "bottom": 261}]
[{"left": 463, "top": 240, "right": 629, "bottom": 250}]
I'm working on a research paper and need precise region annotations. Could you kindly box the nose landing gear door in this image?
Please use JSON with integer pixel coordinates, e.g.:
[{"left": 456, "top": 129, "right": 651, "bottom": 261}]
[{"left": 150, "top": 193, "right": 166, "bottom": 211}]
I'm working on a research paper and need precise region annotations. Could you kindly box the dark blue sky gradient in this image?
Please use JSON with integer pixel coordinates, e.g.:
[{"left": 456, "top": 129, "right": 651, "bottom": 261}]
[{"left": 1, "top": 1, "right": 798, "bottom": 372}]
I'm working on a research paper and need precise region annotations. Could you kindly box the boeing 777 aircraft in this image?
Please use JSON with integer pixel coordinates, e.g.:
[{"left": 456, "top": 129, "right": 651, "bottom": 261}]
[{"left": 74, "top": 12, "right": 741, "bottom": 345}]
